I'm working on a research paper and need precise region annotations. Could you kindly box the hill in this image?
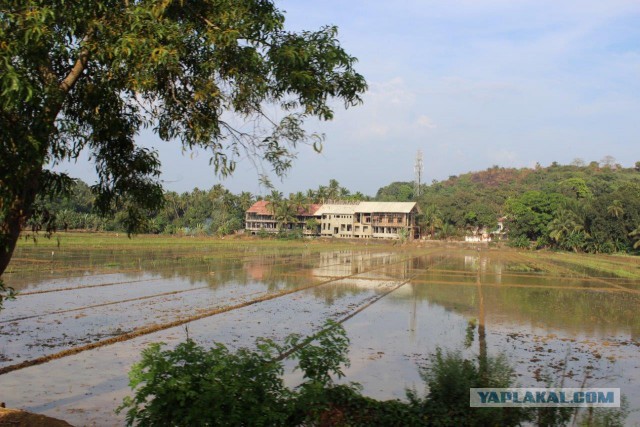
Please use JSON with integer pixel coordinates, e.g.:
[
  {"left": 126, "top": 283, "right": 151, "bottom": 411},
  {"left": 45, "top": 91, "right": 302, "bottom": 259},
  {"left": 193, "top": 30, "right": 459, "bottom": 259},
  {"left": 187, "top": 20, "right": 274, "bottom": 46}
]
[{"left": 376, "top": 161, "right": 640, "bottom": 253}]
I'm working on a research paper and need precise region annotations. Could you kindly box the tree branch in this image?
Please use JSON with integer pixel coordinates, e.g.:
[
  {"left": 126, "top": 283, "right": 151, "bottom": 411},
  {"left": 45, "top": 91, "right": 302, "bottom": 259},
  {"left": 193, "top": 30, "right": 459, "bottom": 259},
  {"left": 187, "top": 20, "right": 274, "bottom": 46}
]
[{"left": 59, "top": 48, "right": 90, "bottom": 94}]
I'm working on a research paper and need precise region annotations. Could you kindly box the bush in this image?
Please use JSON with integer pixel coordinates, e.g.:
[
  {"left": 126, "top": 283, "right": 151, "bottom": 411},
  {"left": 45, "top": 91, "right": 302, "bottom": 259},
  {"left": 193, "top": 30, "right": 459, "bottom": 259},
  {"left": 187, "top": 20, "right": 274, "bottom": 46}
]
[
  {"left": 119, "top": 321, "right": 352, "bottom": 427},
  {"left": 407, "top": 349, "right": 526, "bottom": 427},
  {"left": 0, "top": 278, "right": 16, "bottom": 311},
  {"left": 277, "top": 229, "right": 303, "bottom": 240},
  {"left": 119, "top": 323, "right": 627, "bottom": 427},
  {"left": 256, "top": 228, "right": 271, "bottom": 239},
  {"left": 507, "top": 235, "right": 530, "bottom": 249},
  {"left": 119, "top": 339, "right": 292, "bottom": 426}
]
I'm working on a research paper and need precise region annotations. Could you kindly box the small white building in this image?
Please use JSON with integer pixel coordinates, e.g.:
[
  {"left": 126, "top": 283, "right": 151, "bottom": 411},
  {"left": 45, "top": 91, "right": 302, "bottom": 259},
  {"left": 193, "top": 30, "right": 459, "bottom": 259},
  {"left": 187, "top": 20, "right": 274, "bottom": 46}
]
[{"left": 464, "top": 218, "right": 506, "bottom": 242}]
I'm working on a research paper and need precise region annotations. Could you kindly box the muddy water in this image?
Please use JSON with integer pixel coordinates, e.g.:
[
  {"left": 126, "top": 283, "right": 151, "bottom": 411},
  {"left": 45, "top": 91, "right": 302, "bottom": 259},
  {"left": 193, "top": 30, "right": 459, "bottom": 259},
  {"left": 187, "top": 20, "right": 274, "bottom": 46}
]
[{"left": 1, "top": 243, "right": 639, "bottom": 426}]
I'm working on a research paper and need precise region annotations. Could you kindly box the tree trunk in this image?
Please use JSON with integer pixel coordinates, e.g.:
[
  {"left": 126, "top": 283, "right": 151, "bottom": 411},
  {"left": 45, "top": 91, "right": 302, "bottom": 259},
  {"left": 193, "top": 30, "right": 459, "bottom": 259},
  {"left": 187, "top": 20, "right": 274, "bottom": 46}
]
[
  {"left": 0, "top": 173, "right": 41, "bottom": 276},
  {"left": 0, "top": 44, "right": 87, "bottom": 277}
]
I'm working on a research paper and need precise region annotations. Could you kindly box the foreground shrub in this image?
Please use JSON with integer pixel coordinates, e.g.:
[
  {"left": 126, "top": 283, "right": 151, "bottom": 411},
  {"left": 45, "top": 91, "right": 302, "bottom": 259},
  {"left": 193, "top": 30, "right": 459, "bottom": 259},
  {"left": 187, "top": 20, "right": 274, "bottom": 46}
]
[
  {"left": 119, "top": 322, "right": 627, "bottom": 426},
  {"left": 118, "top": 321, "right": 351, "bottom": 426},
  {"left": 407, "top": 349, "right": 526, "bottom": 427},
  {"left": 118, "top": 339, "right": 292, "bottom": 426}
]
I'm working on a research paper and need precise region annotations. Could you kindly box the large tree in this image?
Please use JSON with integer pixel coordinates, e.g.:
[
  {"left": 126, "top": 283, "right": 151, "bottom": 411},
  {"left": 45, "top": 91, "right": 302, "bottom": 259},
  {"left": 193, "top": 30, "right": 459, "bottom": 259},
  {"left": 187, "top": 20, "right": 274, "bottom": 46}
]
[{"left": 0, "top": 1, "right": 367, "bottom": 277}]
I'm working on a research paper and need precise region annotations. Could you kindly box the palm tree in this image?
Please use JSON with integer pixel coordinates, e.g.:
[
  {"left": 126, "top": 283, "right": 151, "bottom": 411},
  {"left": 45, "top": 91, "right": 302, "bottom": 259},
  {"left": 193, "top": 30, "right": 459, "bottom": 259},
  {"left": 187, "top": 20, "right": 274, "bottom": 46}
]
[
  {"left": 548, "top": 209, "right": 585, "bottom": 251},
  {"left": 265, "top": 190, "right": 283, "bottom": 206},
  {"left": 351, "top": 191, "right": 368, "bottom": 201},
  {"left": 439, "top": 222, "right": 455, "bottom": 239},
  {"left": 339, "top": 186, "right": 351, "bottom": 199},
  {"left": 422, "top": 204, "right": 443, "bottom": 239},
  {"left": 315, "top": 186, "right": 328, "bottom": 204},
  {"left": 326, "top": 179, "right": 340, "bottom": 201},
  {"left": 289, "top": 191, "right": 309, "bottom": 214},
  {"left": 306, "top": 189, "right": 317, "bottom": 203},
  {"left": 266, "top": 191, "right": 297, "bottom": 231},
  {"left": 237, "top": 192, "right": 254, "bottom": 212},
  {"left": 273, "top": 201, "right": 298, "bottom": 231},
  {"left": 629, "top": 226, "right": 640, "bottom": 249},
  {"left": 607, "top": 200, "right": 624, "bottom": 219}
]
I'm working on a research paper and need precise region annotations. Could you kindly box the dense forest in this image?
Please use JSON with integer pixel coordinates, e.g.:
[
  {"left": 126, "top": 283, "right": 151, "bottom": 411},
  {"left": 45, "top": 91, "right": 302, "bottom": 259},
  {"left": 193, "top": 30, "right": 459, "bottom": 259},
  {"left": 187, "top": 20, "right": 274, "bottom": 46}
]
[
  {"left": 32, "top": 160, "right": 640, "bottom": 254},
  {"left": 378, "top": 159, "right": 640, "bottom": 253}
]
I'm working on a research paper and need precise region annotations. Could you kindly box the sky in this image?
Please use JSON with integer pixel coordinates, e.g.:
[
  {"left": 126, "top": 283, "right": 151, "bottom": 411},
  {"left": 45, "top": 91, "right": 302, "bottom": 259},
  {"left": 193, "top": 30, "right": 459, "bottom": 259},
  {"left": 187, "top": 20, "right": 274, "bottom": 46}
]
[{"left": 59, "top": 0, "right": 640, "bottom": 197}]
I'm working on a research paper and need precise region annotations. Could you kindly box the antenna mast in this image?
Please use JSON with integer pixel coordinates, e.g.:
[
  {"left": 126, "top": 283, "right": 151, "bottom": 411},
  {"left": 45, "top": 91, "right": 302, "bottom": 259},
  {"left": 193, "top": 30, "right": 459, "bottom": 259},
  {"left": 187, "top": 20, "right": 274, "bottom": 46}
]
[{"left": 414, "top": 149, "right": 423, "bottom": 198}]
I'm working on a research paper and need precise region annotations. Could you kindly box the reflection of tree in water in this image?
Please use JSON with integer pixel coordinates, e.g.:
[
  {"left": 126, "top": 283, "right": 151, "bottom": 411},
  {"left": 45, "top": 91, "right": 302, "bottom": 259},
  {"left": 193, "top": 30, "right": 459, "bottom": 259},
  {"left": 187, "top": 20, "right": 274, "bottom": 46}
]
[
  {"left": 477, "top": 252, "right": 488, "bottom": 381},
  {"left": 308, "top": 282, "right": 370, "bottom": 305},
  {"left": 389, "top": 253, "right": 640, "bottom": 339}
]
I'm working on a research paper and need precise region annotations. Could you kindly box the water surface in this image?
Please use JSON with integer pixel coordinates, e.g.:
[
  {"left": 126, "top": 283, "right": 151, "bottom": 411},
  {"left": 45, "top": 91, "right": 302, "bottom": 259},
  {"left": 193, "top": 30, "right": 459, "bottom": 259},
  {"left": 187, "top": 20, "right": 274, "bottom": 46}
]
[{"left": 1, "top": 240, "right": 639, "bottom": 425}]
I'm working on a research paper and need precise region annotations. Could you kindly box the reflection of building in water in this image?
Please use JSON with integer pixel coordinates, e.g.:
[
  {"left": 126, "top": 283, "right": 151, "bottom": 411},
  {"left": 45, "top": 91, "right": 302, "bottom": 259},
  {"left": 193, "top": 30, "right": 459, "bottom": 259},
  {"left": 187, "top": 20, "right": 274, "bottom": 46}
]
[
  {"left": 311, "top": 250, "right": 411, "bottom": 288},
  {"left": 245, "top": 262, "right": 268, "bottom": 281},
  {"left": 463, "top": 254, "right": 503, "bottom": 283}
]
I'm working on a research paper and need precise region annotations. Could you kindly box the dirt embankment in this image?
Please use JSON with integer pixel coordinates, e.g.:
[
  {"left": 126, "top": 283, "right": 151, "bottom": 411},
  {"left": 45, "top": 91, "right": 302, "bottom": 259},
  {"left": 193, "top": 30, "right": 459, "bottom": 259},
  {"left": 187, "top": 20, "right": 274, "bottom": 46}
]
[{"left": 0, "top": 407, "right": 73, "bottom": 427}]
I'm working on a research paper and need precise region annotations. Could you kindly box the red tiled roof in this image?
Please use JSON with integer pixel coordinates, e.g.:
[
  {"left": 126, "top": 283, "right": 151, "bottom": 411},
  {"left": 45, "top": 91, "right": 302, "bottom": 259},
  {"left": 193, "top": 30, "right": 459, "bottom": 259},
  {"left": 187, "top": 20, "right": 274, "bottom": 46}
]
[
  {"left": 246, "top": 200, "right": 271, "bottom": 215},
  {"left": 301, "top": 204, "right": 321, "bottom": 216},
  {"left": 246, "top": 201, "right": 321, "bottom": 216}
]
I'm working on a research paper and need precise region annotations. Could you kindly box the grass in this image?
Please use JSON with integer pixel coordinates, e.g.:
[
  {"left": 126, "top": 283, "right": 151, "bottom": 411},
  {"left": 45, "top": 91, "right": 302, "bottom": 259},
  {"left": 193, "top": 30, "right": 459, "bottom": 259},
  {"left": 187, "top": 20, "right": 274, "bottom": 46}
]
[{"left": 523, "top": 251, "right": 640, "bottom": 280}]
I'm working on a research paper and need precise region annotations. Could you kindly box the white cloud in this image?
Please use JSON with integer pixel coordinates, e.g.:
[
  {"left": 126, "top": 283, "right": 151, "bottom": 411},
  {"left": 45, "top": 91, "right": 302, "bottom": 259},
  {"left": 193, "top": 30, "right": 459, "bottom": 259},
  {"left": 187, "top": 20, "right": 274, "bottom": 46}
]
[{"left": 416, "top": 115, "right": 436, "bottom": 129}]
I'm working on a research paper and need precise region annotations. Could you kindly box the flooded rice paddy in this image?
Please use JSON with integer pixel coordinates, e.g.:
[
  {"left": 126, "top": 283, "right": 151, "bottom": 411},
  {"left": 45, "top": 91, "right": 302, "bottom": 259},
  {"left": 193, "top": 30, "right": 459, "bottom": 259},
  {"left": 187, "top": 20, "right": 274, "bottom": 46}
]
[{"left": 1, "top": 235, "right": 640, "bottom": 425}]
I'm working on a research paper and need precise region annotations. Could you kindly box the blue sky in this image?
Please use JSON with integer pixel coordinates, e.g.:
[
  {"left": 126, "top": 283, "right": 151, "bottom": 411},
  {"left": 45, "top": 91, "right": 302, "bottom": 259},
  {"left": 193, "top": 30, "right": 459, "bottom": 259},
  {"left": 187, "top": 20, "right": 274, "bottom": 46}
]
[{"left": 61, "top": 0, "right": 640, "bottom": 196}]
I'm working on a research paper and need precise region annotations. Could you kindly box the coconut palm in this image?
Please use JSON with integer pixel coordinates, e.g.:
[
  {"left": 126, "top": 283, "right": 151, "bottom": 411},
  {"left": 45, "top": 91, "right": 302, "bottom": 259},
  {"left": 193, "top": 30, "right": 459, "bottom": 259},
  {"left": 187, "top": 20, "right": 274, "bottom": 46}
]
[
  {"left": 237, "top": 192, "right": 255, "bottom": 212},
  {"left": 289, "top": 191, "right": 309, "bottom": 214},
  {"left": 439, "top": 222, "right": 455, "bottom": 239},
  {"left": 422, "top": 204, "right": 443, "bottom": 239},
  {"left": 607, "top": 200, "right": 624, "bottom": 219},
  {"left": 266, "top": 191, "right": 297, "bottom": 231},
  {"left": 265, "top": 190, "right": 283, "bottom": 206},
  {"left": 629, "top": 226, "right": 640, "bottom": 249},
  {"left": 273, "top": 201, "right": 298, "bottom": 230},
  {"left": 351, "top": 191, "right": 368, "bottom": 201},
  {"left": 548, "top": 209, "right": 585, "bottom": 251},
  {"left": 315, "top": 186, "right": 328, "bottom": 204},
  {"left": 306, "top": 189, "right": 318, "bottom": 203},
  {"left": 339, "top": 186, "right": 351, "bottom": 199},
  {"left": 326, "top": 179, "right": 341, "bottom": 201}
]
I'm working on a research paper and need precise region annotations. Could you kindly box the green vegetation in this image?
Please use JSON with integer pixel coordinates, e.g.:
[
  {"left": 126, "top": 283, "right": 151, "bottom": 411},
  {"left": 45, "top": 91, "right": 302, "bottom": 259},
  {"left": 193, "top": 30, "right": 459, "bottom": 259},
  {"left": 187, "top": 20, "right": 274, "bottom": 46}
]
[
  {"left": 120, "top": 320, "right": 626, "bottom": 426},
  {"left": 0, "top": 0, "right": 366, "bottom": 277},
  {"left": 8, "top": 159, "right": 639, "bottom": 257},
  {"left": 118, "top": 321, "right": 352, "bottom": 426},
  {"left": 378, "top": 160, "right": 640, "bottom": 254},
  {"left": 15, "top": 160, "right": 640, "bottom": 260},
  {"left": 25, "top": 178, "right": 366, "bottom": 238},
  {"left": 0, "top": 278, "right": 16, "bottom": 311}
]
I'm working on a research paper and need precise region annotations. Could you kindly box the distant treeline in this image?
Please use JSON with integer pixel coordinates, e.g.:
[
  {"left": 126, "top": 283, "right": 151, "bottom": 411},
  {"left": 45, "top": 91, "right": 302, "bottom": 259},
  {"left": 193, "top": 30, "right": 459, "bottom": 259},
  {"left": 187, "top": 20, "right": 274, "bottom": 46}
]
[
  {"left": 30, "top": 179, "right": 369, "bottom": 237},
  {"left": 34, "top": 160, "right": 640, "bottom": 253}
]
